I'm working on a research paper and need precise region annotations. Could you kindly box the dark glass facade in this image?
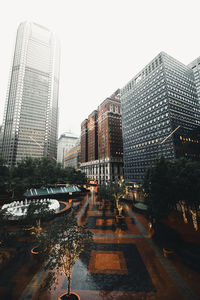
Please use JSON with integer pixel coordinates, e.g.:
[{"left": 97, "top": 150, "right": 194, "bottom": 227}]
[{"left": 121, "top": 52, "right": 200, "bottom": 183}]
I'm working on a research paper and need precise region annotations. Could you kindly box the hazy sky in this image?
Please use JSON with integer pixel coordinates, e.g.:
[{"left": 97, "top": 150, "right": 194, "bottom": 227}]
[{"left": 0, "top": 0, "right": 200, "bottom": 137}]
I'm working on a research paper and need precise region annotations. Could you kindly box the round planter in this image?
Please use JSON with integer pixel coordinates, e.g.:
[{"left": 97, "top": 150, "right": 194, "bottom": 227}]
[
  {"left": 30, "top": 245, "right": 43, "bottom": 261},
  {"left": 58, "top": 292, "right": 80, "bottom": 300},
  {"left": 31, "top": 245, "right": 39, "bottom": 255},
  {"left": 163, "top": 248, "right": 174, "bottom": 258}
]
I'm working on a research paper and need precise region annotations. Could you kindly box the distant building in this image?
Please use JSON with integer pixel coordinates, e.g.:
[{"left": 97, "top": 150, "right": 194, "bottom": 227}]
[
  {"left": 1, "top": 22, "right": 60, "bottom": 165},
  {"left": 64, "top": 139, "right": 81, "bottom": 169},
  {"left": 81, "top": 119, "right": 88, "bottom": 164},
  {"left": 81, "top": 89, "right": 123, "bottom": 184},
  {"left": 121, "top": 52, "right": 200, "bottom": 183},
  {"left": 57, "top": 132, "right": 78, "bottom": 165}
]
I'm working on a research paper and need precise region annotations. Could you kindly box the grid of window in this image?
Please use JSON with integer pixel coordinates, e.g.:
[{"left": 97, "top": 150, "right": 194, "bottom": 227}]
[
  {"left": 121, "top": 52, "right": 200, "bottom": 182},
  {"left": 1, "top": 22, "right": 60, "bottom": 165}
]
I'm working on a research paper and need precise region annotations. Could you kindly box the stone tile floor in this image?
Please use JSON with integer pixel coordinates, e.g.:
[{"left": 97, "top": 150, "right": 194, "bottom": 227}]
[{"left": 1, "top": 193, "right": 200, "bottom": 300}]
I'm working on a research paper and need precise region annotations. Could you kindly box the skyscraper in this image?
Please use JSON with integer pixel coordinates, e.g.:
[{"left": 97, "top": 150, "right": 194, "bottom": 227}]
[
  {"left": 188, "top": 57, "right": 200, "bottom": 104},
  {"left": 1, "top": 22, "right": 60, "bottom": 165},
  {"left": 81, "top": 89, "right": 123, "bottom": 184},
  {"left": 121, "top": 52, "right": 200, "bottom": 183}
]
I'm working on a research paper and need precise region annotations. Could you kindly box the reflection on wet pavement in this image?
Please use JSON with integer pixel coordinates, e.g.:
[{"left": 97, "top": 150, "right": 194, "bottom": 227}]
[{"left": 2, "top": 192, "right": 200, "bottom": 300}]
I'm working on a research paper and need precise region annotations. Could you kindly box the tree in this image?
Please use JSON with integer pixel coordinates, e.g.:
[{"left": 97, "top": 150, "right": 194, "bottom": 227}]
[
  {"left": 0, "top": 158, "right": 9, "bottom": 194},
  {"left": 143, "top": 156, "right": 175, "bottom": 221},
  {"left": 98, "top": 184, "right": 114, "bottom": 201},
  {"left": 0, "top": 208, "right": 20, "bottom": 265},
  {"left": 98, "top": 181, "right": 126, "bottom": 216},
  {"left": 143, "top": 156, "right": 200, "bottom": 230},
  {"left": 24, "top": 200, "right": 55, "bottom": 241},
  {"left": 110, "top": 181, "right": 126, "bottom": 216},
  {"left": 39, "top": 215, "right": 93, "bottom": 299},
  {"left": 63, "top": 167, "right": 87, "bottom": 186}
]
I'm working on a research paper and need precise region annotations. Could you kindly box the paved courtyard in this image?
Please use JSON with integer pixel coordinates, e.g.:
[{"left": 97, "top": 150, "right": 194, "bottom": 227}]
[{"left": 1, "top": 193, "right": 200, "bottom": 300}]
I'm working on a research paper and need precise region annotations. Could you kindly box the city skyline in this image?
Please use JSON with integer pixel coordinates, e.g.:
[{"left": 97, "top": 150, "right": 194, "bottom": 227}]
[{"left": 0, "top": 0, "right": 200, "bottom": 137}]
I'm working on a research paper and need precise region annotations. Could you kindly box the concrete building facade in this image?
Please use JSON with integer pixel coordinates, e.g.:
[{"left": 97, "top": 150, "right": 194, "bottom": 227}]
[
  {"left": 57, "top": 132, "right": 78, "bottom": 165},
  {"left": 188, "top": 57, "right": 200, "bottom": 104},
  {"left": 121, "top": 52, "right": 200, "bottom": 183},
  {"left": 64, "top": 140, "right": 81, "bottom": 169}
]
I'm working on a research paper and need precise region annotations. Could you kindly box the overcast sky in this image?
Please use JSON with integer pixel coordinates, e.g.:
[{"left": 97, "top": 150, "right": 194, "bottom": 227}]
[{"left": 0, "top": 0, "right": 200, "bottom": 137}]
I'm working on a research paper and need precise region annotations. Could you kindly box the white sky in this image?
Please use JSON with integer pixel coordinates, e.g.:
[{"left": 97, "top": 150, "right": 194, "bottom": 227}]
[{"left": 0, "top": 0, "right": 200, "bottom": 137}]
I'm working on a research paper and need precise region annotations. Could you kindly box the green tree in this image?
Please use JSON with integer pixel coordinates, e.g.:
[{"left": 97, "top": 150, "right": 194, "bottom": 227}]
[
  {"left": 36, "top": 157, "right": 58, "bottom": 187},
  {"left": 39, "top": 215, "right": 93, "bottom": 298},
  {"left": 0, "top": 158, "right": 10, "bottom": 194},
  {"left": 143, "top": 156, "right": 175, "bottom": 221},
  {"left": 63, "top": 167, "right": 87, "bottom": 186},
  {"left": 143, "top": 157, "right": 200, "bottom": 224},
  {"left": 111, "top": 181, "right": 126, "bottom": 216},
  {"left": 24, "top": 200, "right": 55, "bottom": 241},
  {"left": 98, "top": 181, "right": 126, "bottom": 216}
]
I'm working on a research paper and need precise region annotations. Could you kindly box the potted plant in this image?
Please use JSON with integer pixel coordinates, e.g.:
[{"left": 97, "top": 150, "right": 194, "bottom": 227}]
[{"left": 39, "top": 215, "right": 93, "bottom": 300}]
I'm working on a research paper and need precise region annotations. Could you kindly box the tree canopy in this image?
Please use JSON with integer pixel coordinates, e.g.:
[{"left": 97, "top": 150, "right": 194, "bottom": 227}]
[
  {"left": 39, "top": 215, "right": 93, "bottom": 296},
  {"left": 0, "top": 157, "right": 87, "bottom": 198},
  {"left": 143, "top": 156, "right": 200, "bottom": 220}
]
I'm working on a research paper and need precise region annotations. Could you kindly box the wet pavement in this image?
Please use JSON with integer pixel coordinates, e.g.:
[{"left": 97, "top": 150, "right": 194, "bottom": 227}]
[{"left": 1, "top": 192, "right": 200, "bottom": 299}]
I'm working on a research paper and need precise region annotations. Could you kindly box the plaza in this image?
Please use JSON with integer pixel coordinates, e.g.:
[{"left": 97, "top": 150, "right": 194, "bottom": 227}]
[{"left": 1, "top": 192, "right": 200, "bottom": 300}]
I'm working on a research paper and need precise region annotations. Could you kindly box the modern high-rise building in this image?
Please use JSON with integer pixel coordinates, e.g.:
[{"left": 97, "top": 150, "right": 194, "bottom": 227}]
[
  {"left": 81, "top": 89, "right": 123, "bottom": 184},
  {"left": 188, "top": 57, "right": 200, "bottom": 104},
  {"left": 1, "top": 22, "right": 60, "bottom": 165},
  {"left": 57, "top": 132, "right": 78, "bottom": 165},
  {"left": 121, "top": 52, "right": 200, "bottom": 183}
]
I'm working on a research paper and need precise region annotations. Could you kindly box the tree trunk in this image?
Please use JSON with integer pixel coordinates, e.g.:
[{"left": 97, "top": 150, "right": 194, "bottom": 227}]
[{"left": 67, "top": 275, "right": 71, "bottom": 296}]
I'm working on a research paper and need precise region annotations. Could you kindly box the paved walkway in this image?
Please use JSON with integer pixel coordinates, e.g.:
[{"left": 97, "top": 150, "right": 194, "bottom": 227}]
[{"left": 1, "top": 193, "right": 200, "bottom": 299}]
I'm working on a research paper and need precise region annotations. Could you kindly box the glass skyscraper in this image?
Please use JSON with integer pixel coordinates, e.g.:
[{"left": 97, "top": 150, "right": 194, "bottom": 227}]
[
  {"left": 121, "top": 52, "right": 200, "bottom": 183},
  {"left": 1, "top": 22, "right": 60, "bottom": 165}
]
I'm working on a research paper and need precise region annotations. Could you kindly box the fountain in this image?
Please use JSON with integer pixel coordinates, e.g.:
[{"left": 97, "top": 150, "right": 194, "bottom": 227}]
[{"left": 2, "top": 198, "right": 60, "bottom": 218}]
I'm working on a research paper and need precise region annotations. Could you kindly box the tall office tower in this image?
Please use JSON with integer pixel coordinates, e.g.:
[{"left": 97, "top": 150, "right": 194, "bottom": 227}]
[
  {"left": 57, "top": 132, "right": 78, "bottom": 165},
  {"left": 1, "top": 22, "right": 60, "bottom": 165},
  {"left": 87, "top": 110, "right": 98, "bottom": 162},
  {"left": 121, "top": 52, "right": 200, "bottom": 183},
  {"left": 188, "top": 57, "right": 200, "bottom": 104},
  {"left": 81, "top": 89, "right": 123, "bottom": 184}
]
